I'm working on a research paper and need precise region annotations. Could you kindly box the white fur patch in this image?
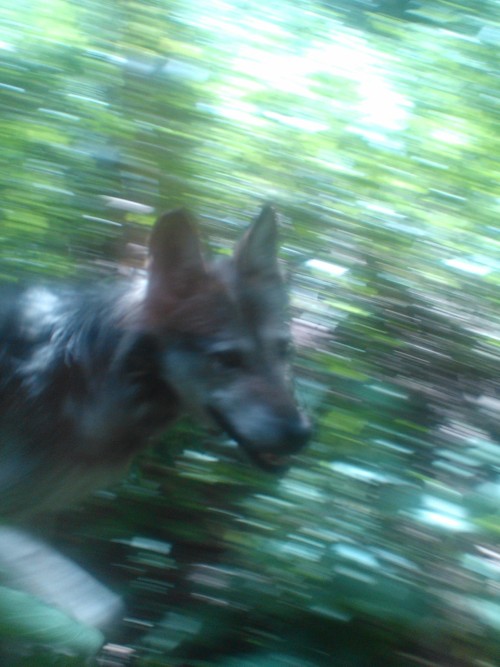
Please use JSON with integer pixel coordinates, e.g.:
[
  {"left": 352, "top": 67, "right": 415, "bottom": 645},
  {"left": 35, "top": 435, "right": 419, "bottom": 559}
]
[{"left": 20, "top": 287, "right": 62, "bottom": 338}]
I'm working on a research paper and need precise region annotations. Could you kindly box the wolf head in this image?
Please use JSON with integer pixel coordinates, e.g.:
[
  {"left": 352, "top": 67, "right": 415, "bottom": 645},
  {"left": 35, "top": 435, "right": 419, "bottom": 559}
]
[{"left": 143, "top": 206, "right": 311, "bottom": 472}]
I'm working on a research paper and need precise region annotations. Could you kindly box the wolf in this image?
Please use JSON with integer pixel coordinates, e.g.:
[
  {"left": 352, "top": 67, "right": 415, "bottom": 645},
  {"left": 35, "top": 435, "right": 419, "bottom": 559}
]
[{"left": 0, "top": 205, "right": 310, "bottom": 643}]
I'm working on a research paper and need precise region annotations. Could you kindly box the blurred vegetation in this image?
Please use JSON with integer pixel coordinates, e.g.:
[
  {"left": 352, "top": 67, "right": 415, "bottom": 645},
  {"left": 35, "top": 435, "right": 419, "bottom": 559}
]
[{"left": 1, "top": 0, "right": 499, "bottom": 665}]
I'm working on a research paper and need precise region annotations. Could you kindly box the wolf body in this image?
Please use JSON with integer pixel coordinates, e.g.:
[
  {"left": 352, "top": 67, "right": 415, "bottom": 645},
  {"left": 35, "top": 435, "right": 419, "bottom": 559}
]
[{"left": 0, "top": 205, "right": 310, "bottom": 638}]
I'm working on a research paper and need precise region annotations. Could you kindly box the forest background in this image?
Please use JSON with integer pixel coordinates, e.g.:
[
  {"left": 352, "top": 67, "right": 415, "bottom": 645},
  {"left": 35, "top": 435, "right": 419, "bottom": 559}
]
[{"left": 0, "top": 0, "right": 499, "bottom": 665}]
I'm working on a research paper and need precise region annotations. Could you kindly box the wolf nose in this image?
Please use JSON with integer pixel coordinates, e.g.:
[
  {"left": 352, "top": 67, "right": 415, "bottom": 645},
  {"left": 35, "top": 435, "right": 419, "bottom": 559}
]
[{"left": 285, "top": 414, "right": 312, "bottom": 453}]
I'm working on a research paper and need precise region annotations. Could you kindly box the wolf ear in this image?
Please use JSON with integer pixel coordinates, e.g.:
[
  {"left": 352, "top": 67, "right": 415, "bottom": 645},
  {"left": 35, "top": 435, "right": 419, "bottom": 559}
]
[
  {"left": 235, "top": 205, "right": 279, "bottom": 277},
  {"left": 148, "top": 208, "right": 206, "bottom": 299}
]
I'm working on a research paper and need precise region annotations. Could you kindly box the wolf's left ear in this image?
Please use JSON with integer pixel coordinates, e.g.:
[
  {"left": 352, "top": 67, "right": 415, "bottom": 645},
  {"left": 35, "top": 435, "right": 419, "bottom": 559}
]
[
  {"left": 235, "top": 205, "right": 279, "bottom": 276},
  {"left": 148, "top": 208, "right": 206, "bottom": 299}
]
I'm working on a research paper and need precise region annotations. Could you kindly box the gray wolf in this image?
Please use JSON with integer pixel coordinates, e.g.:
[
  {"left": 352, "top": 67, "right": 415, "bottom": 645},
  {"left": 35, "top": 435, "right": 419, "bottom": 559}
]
[{"left": 0, "top": 205, "right": 310, "bottom": 643}]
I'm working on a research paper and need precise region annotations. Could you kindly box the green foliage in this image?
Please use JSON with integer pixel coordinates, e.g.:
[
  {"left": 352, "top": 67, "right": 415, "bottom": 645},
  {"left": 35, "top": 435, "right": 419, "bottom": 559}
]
[{"left": 0, "top": 587, "right": 103, "bottom": 663}]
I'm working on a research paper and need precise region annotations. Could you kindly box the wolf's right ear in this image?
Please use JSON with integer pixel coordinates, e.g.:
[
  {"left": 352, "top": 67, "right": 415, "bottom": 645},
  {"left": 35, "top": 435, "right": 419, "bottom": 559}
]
[
  {"left": 147, "top": 208, "right": 206, "bottom": 299},
  {"left": 235, "top": 204, "right": 279, "bottom": 277}
]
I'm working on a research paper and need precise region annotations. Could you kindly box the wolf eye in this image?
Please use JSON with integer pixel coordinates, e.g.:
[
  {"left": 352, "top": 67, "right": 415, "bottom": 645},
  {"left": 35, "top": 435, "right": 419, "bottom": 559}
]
[{"left": 210, "top": 348, "right": 245, "bottom": 370}]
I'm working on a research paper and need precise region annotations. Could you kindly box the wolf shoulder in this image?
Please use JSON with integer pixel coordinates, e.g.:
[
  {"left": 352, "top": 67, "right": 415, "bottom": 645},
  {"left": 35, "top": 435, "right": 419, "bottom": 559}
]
[{"left": 0, "top": 278, "right": 163, "bottom": 519}]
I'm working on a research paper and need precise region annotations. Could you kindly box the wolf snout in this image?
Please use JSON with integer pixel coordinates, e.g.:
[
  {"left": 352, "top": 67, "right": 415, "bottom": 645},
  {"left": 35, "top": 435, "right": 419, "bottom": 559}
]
[
  {"left": 208, "top": 404, "right": 311, "bottom": 471},
  {"left": 244, "top": 412, "right": 311, "bottom": 473},
  {"left": 283, "top": 413, "right": 312, "bottom": 454}
]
